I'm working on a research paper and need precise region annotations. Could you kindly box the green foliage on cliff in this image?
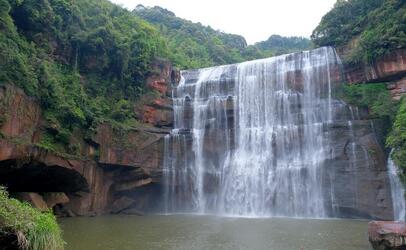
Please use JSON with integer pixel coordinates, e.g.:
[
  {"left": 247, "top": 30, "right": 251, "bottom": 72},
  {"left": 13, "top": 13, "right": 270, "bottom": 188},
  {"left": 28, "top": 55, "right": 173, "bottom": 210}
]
[
  {"left": 387, "top": 98, "right": 406, "bottom": 181},
  {"left": 134, "top": 6, "right": 312, "bottom": 68},
  {"left": 0, "top": 187, "right": 65, "bottom": 250},
  {"left": 0, "top": 0, "right": 171, "bottom": 153},
  {"left": 312, "top": 0, "right": 406, "bottom": 63},
  {"left": 339, "top": 83, "right": 398, "bottom": 120},
  {"left": 338, "top": 83, "right": 398, "bottom": 149}
]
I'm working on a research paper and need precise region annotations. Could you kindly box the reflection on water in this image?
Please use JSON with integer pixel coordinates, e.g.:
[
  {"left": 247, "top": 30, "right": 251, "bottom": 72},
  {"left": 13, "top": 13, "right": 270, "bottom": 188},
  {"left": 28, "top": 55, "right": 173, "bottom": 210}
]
[{"left": 60, "top": 215, "right": 371, "bottom": 250}]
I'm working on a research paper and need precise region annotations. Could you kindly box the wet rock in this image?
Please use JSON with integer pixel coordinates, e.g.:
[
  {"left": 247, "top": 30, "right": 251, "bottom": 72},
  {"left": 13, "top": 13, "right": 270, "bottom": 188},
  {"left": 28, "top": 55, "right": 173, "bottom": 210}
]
[
  {"left": 322, "top": 120, "right": 393, "bottom": 220},
  {"left": 369, "top": 221, "right": 406, "bottom": 250}
]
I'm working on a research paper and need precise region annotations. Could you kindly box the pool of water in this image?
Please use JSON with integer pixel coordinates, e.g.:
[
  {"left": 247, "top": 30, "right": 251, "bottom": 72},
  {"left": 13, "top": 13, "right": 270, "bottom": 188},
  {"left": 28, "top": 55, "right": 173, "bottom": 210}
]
[{"left": 60, "top": 215, "right": 371, "bottom": 250}]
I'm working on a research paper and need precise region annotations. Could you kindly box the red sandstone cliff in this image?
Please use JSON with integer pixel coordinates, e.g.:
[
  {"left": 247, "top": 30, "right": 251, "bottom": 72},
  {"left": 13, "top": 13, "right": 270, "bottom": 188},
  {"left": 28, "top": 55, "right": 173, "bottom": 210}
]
[
  {"left": 343, "top": 49, "right": 406, "bottom": 99},
  {"left": 0, "top": 59, "right": 178, "bottom": 216}
]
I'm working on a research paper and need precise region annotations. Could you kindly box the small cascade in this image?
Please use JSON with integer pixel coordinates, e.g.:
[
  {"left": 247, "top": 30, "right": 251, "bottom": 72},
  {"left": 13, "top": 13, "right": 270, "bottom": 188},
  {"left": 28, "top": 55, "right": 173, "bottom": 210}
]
[{"left": 388, "top": 152, "right": 406, "bottom": 221}]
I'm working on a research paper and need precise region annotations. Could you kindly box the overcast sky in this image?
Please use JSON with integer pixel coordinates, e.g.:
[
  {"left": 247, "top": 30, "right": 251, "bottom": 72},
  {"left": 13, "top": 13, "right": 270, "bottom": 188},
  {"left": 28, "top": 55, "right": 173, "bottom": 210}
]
[{"left": 109, "top": 0, "right": 336, "bottom": 44}]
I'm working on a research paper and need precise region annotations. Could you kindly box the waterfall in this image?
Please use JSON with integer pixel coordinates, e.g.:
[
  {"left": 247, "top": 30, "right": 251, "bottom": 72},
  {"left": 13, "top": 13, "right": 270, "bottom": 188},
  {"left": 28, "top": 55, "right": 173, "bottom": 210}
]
[
  {"left": 164, "top": 47, "right": 343, "bottom": 217},
  {"left": 388, "top": 152, "right": 406, "bottom": 221}
]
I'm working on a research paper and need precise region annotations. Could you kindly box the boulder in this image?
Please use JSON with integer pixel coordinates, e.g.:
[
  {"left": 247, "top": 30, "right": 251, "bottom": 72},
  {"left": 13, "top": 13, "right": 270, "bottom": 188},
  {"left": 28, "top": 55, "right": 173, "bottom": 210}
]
[{"left": 369, "top": 221, "right": 406, "bottom": 250}]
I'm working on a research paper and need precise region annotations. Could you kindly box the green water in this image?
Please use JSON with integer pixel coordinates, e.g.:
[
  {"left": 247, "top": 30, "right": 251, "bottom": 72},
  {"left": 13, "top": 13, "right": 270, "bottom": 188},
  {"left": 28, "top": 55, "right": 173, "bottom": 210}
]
[{"left": 60, "top": 215, "right": 371, "bottom": 250}]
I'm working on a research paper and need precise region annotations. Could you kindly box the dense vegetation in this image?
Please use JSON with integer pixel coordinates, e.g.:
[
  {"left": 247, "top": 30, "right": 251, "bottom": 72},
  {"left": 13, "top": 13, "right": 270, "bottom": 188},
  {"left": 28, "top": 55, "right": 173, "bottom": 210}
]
[
  {"left": 252, "top": 35, "right": 312, "bottom": 57},
  {"left": 388, "top": 99, "right": 406, "bottom": 183},
  {"left": 338, "top": 83, "right": 398, "bottom": 147},
  {"left": 339, "top": 83, "right": 398, "bottom": 121},
  {"left": 134, "top": 5, "right": 312, "bottom": 68},
  {"left": 0, "top": 0, "right": 171, "bottom": 155},
  {"left": 0, "top": 187, "right": 64, "bottom": 250},
  {"left": 312, "top": 0, "right": 406, "bottom": 63},
  {"left": 134, "top": 5, "right": 248, "bottom": 68}
]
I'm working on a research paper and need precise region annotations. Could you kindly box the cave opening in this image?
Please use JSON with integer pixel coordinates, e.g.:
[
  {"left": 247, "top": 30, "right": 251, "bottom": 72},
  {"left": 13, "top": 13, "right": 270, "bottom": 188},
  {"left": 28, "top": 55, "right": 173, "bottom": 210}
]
[{"left": 0, "top": 159, "right": 89, "bottom": 215}]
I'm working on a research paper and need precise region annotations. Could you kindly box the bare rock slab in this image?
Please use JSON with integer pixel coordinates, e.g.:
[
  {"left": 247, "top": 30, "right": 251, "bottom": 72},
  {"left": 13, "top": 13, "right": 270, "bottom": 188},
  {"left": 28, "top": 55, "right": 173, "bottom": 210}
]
[{"left": 369, "top": 221, "right": 406, "bottom": 250}]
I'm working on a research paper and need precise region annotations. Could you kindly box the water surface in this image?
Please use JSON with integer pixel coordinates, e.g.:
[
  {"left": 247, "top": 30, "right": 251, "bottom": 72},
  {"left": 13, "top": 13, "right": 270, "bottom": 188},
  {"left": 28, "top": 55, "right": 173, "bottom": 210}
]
[{"left": 60, "top": 215, "right": 371, "bottom": 250}]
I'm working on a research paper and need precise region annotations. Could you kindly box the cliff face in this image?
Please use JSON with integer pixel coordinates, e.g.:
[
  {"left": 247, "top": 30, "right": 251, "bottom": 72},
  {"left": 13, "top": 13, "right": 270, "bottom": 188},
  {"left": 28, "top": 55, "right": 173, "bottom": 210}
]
[
  {"left": 335, "top": 49, "right": 406, "bottom": 219},
  {"left": 343, "top": 49, "right": 406, "bottom": 100},
  {"left": 0, "top": 60, "right": 177, "bottom": 216}
]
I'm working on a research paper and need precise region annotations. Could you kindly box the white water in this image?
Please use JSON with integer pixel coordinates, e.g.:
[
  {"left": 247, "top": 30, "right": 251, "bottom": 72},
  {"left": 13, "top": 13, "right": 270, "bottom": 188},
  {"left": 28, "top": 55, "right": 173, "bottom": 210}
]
[
  {"left": 388, "top": 152, "right": 406, "bottom": 221},
  {"left": 164, "top": 47, "right": 344, "bottom": 217}
]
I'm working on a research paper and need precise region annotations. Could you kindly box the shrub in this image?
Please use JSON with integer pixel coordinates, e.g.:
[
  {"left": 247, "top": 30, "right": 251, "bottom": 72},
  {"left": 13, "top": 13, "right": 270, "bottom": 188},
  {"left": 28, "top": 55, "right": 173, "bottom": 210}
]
[
  {"left": 0, "top": 187, "right": 65, "bottom": 250},
  {"left": 338, "top": 82, "right": 398, "bottom": 120}
]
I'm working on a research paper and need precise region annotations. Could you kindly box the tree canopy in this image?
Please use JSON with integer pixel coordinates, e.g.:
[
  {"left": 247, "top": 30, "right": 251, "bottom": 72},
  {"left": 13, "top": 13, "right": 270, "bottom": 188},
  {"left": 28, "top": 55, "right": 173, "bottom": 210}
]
[
  {"left": 312, "top": 0, "right": 406, "bottom": 63},
  {"left": 134, "top": 5, "right": 312, "bottom": 68}
]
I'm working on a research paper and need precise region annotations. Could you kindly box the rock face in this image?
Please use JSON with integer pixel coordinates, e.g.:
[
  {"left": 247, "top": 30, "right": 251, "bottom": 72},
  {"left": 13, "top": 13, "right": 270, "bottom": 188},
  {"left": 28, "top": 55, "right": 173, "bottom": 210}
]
[
  {"left": 344, "top": 50, "right": 406, "bottom": 85},
  {"left": 322, "top": 118, "right": 393, "bottom": 219},
  {"left": 0, "top": 85, "right": 41, "bottom": 141},
  {"left": 0, "top": 60, "right": 177, "bottom": 216},
  {"left": 43, "top": 193, "right": 70, "bottom": 209},
  {"left": 369, "top": 221, "right": 406, "bottom": 250},
  {"left": 388, "top": 77, "right": 406, "bottom": 101}
]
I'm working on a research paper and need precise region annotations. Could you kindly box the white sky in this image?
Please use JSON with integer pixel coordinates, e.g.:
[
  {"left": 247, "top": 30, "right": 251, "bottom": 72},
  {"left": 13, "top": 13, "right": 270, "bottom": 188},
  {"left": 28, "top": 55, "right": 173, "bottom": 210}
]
[{"left": 109, "top": 0, "right": 337, "bottom": 44}]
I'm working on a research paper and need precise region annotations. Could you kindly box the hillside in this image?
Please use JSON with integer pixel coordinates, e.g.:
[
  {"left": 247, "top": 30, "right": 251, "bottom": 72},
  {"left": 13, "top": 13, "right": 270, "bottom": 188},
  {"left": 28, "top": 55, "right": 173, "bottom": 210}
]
[
  {"left": 0, "top": 0, "right": 173, "bottom": 156},
  {"left": 251, "top": 35, "right": 312, "bottom": 57},
  {"left": 312, "top": 0, "right": 406, "bottom": 64},
  {"left": 134, "top": 5, "right": 312, "bottom": 68}
]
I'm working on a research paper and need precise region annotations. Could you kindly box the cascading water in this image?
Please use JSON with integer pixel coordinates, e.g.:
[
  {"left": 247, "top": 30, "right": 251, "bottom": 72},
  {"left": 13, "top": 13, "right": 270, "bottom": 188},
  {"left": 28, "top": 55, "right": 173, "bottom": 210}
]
[
  {"left": 387, "top": 152, "right": 406, "bottom": 221},
  {"left": 163, "top": 47, "right": 345, "bottom": 217}
]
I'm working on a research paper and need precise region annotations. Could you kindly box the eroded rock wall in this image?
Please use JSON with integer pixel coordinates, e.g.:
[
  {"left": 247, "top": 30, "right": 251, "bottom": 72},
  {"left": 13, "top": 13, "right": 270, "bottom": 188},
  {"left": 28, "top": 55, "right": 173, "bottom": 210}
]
[
  {"left": 0, "top": 60, "right": 177, "bottom": 216},
  {"left": 344, "top": 50, "right": 406, "bottom": 85}
]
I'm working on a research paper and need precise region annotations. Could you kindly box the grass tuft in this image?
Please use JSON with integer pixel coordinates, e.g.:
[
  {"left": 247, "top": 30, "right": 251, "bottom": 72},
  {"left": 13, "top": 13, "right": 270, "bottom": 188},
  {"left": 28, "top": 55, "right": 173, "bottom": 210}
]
[{"left": 0, "top": 187, "right": 65, "bottom": 250}]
